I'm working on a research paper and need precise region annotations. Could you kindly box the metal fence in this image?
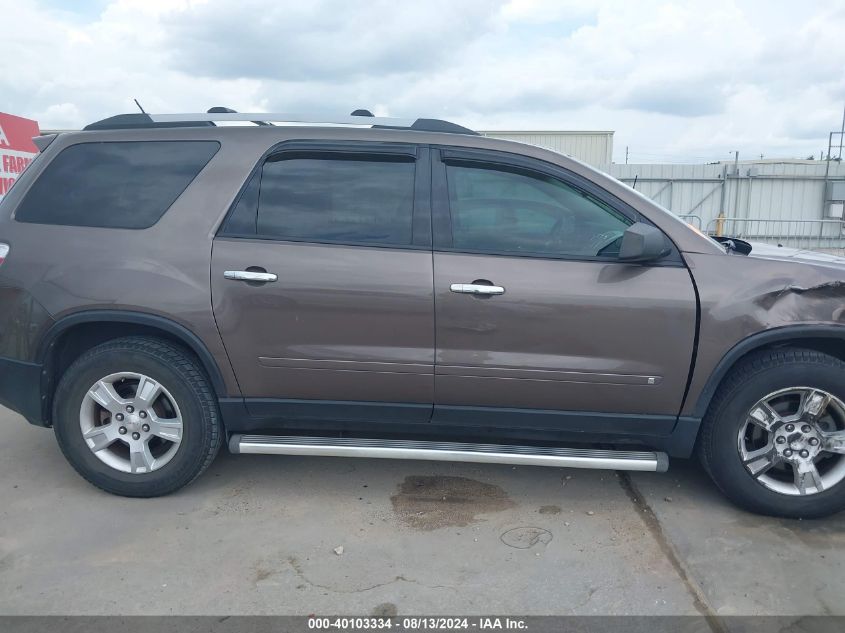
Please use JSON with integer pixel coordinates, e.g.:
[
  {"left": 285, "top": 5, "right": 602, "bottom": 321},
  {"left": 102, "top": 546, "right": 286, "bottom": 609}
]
[
  {"left": 604, "top": 161, "right": 845, "bottom": 253},
  {"left": 701, "top": 217, "right": 845, "bottom": 252}
]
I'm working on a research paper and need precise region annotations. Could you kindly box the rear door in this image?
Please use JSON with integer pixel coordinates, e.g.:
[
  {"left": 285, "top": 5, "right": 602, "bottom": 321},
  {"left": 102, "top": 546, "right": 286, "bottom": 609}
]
[
  {"left": 431, "top": 148, "right": 697, "bottom": 435},
  {"left": 211, "top": 142, "right": 434, "bottom": 423}
]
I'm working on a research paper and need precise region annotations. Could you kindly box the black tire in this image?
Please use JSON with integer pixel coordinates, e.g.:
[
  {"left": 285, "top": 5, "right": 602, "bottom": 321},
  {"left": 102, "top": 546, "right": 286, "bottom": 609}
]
[
  {"left": 699, "top": 348, "right": 845, "bottom": 519},
  {"left": 53, "top": 336, "right": 222, "bottom": 497}
]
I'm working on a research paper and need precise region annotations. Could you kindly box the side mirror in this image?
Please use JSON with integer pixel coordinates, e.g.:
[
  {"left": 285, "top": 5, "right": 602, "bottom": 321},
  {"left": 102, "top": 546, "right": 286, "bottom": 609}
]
[{"left": 618, "top": 222, "right": 672, "bottom": 263}]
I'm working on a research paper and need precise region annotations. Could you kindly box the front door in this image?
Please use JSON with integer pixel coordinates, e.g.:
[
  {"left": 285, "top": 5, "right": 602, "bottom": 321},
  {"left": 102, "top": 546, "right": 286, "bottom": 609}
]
[
  {"left": 430, "top": 148, "right": 697, "bottom": 435},
  {"left": 211, "top": 142, "right": 434, "bottom": 423}
]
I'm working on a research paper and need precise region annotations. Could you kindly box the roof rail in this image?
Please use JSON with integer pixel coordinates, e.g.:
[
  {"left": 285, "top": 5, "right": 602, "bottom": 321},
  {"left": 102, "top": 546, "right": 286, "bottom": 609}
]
[
  {"left": 84, "top": 111, "right": 478, "bottom": 135},
  {"left": 84, "top": 114, "right": 214, "bottom": 131},
  {"left": 207, "top": 106, "right": 272, "bottom": 126}
]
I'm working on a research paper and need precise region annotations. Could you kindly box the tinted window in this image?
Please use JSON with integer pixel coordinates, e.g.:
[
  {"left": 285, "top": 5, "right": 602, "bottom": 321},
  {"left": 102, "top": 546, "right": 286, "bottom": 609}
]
[
  {"left": 257, "top": 155, "right": 415, "bottom": 246},
  {"left": 446, "top": 163, "right": 633, "bottom": 258},
  {"left": 15, "top": 141, "right": 219, "bottom": 229},
  {"left": 223, "top": 169, "right": 260, "bottom": 235}
]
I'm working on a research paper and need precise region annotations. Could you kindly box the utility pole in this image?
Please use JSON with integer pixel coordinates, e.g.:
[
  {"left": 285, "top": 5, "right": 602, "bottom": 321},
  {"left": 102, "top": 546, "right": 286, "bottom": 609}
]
[
  {"left": 717, "top": 152, "right": 738, "bottom": 236},
  {"left": 839, "top": 101, "right": 844, "bottom": 160},
  {"left": 732, "top": 150, "right": 741, "bottom": 222},
  {"left": 625, "top": 146, "right": 629, "bottom": 164},
  {"left": 823, "top": 131, "right": 834, "bottom": 215}
]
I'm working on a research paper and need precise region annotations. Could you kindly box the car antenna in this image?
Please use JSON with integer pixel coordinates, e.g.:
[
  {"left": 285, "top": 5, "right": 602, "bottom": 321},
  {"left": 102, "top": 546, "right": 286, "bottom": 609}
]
[
  {"left": 632, "top": 175, "right": 638, "bottom": 190},
  {"left": 133, "top": 99, "right": 147, "bottom": 114}
]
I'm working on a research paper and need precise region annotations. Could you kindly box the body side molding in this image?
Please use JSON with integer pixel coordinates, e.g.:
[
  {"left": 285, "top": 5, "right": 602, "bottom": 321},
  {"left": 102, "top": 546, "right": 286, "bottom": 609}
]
[{"left": 217, "top": 397, "right": 700, "bottom": 457}]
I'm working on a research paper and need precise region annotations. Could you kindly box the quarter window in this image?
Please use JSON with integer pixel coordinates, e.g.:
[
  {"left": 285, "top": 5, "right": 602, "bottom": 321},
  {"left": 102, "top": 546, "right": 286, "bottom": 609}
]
[
  {"left": 223, "top": 169, "right": 260, "bottom": 235},
  {"left": 255, "top": 155, "right": 416, "bottom": 246},
  {"left": 15, "top": 141, "right": 219, "bottom": 229},
  {"left": 446, "top": 163, "right": 632, "bottom": 258}
]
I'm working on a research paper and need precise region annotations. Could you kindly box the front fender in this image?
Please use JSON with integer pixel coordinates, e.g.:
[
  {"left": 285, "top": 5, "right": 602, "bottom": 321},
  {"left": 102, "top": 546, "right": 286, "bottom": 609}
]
[{"left": 688, "top": 324, "right": 845, "bottom": 419}]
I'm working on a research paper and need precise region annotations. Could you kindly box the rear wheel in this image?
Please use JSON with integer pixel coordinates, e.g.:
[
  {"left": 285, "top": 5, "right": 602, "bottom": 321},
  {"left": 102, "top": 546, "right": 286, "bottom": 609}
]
[
  {"left": 53, "top": 336, "right": 222, "bottom": 497},
  {"left": 700, "top": 348, "right": 845, "bottom": 518}
]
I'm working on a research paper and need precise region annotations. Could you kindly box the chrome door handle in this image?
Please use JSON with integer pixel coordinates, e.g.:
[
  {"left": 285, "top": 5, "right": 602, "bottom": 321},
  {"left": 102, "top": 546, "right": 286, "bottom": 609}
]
[
  {"left": 224, "top": 270, "right": 278, "bottom": 283},
  {"left": 450, "top": 283, "right": 505, "bottom": 296}
]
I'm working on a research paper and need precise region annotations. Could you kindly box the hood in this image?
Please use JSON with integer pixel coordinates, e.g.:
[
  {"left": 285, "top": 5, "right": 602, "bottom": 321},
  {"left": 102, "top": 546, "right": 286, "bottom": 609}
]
[{"left": 744, "top": 241, "right": 845, "bottom": 266}]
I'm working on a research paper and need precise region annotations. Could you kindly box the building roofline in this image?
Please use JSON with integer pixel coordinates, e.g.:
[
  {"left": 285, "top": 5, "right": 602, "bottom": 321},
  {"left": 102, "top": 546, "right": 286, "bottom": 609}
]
[{"left": 481, "top": 130, "right": 615, "bottom": 135}]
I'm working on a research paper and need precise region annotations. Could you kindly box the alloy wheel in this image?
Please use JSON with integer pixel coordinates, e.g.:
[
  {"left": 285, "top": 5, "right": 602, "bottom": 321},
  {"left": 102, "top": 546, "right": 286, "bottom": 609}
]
[
  {"left": 79, "top": 372, "right": 183, "bottom": 474},
  {"left": 738, "top": 386, "right": 845, "bottom": 496}
]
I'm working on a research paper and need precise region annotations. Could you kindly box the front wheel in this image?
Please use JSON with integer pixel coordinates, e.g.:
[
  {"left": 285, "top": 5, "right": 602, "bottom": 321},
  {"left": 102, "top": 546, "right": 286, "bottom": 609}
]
[
  {"left": 53, "top": 336, "right": 222, "bottom": 497},
  {"left": 700, "top": 348, "right": 845, "bottom": 518}
]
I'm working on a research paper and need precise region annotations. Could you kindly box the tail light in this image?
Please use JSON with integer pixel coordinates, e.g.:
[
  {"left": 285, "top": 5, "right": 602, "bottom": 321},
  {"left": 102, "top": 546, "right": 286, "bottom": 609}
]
[{"left": 0, "top": 243, "right": 8, "bottom": 267}]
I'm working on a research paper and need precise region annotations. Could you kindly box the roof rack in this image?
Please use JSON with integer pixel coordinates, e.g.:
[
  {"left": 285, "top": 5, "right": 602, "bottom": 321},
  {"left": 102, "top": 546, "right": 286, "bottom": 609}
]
[
  {"left": 84, "top": 110, "right": 478, "bottom": 135},
  {"left": 207, "top": 106, "right": 273, "bottom": 127}
]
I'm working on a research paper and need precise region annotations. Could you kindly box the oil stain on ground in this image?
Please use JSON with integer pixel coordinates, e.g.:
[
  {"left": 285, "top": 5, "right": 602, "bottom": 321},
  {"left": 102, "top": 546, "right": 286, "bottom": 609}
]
[{"left": 391, "top": 475, "right": 515, "bottom": 530}]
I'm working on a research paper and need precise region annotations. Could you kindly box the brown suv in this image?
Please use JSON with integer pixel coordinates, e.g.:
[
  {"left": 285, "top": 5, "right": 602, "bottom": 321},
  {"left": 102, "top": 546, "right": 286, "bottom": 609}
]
[{"left": 1, "top": 109, "right": 844, "bottom": 518}]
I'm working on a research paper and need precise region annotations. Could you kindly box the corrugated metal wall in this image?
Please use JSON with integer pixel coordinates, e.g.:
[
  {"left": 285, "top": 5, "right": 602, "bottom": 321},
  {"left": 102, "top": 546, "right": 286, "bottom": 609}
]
[
  {"left": 606, "top": 163, "right": 724, "bottom": 227},
  {"left": 480, "top": 131, "right": 614, "bottom": 167}
]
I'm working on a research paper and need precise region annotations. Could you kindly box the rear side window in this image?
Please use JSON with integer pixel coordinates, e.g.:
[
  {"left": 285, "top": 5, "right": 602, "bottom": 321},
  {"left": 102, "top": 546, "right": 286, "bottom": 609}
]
[
  {"left": 15, "top": 141, "right": 220, "bottom": 229},
  {"left": 253, "top": 155, "right": 415, "bottom": 246}
]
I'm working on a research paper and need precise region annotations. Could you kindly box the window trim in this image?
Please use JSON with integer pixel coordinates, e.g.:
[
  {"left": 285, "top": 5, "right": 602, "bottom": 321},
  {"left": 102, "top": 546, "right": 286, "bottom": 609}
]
[
  {"left": 431, "top": 146, "right": 683, "bottom": 266},
  {"left": 13, "top": 140, "right": 221, "bottom": 230},
  {"left": 216, "top": 140, "right": 431, "bottom": 251}
]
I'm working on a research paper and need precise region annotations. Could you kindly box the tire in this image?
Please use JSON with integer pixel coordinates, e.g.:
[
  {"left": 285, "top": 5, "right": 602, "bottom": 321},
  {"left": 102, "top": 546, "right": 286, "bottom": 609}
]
[
  {"left": 699, "top": 348, "right": 845, "bottom": 519},
  {"left": 53, "top": 336, "right": 222, "bottom": 497}
]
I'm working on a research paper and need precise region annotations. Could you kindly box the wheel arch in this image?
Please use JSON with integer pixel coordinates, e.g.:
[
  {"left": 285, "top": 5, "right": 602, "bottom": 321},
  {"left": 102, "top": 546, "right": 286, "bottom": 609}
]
[
  {"left": 690, "top": 324, "right": 845, "bottom": 420},
  {"left": 35, "top": 310, "right": 229, "bottom": 426}
]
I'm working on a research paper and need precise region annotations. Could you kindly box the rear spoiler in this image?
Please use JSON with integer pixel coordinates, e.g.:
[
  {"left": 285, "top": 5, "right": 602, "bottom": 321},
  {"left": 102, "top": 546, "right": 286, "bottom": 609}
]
[{"left": 32, "top": 134, "right": 58, "bottom": 152}]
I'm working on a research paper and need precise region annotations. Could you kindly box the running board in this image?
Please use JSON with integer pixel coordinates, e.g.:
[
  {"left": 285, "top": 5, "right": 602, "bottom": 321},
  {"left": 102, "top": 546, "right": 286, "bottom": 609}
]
[{"left": 229, "top": 435, "right": 669, "bottom": 472}]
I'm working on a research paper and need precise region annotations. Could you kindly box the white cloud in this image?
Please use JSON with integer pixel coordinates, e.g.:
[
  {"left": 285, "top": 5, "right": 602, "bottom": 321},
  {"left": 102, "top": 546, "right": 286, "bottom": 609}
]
[
  {"left": 164, "top": 0, "right": 503, "bottom": 81},
  {"left": 31, "top": 103, "right": 82, "bottom": 128},
  {"left": 0, "top": 0, "right": 843, "bottom": 162}
]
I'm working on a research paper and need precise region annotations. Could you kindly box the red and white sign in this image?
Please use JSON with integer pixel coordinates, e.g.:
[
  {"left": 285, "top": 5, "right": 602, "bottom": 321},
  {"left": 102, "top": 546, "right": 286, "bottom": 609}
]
[{"left": 0, "top": 112, "right": 40, "bottom": 201}]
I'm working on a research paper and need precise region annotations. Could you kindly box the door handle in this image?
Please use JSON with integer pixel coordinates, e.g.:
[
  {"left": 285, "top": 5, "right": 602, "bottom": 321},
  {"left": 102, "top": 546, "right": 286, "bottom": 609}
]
[
  {"left": 450, "top": 283, "right": 505, "bottom": 296},
  {"left": 224, "top": 270, "right": 278, "bottom": 283}
]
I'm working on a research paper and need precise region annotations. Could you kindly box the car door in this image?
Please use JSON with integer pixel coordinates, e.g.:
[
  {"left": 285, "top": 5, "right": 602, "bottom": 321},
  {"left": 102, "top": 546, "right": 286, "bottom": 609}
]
[
  {"left": 430, "top": 147, "right": 697, "bottom": 435},
  {"left": 211, "top": 141, "right": 434, "bottom": 423}
]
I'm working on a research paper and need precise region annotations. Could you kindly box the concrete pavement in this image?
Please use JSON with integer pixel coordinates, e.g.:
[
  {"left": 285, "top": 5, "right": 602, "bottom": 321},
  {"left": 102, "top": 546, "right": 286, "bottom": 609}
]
[{"left": 0, "top": 406, "right": 843, "bottom": 616}]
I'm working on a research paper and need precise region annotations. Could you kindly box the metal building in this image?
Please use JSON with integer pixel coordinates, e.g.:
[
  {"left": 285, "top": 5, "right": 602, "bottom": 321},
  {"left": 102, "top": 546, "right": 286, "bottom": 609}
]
[{"left": 480, "top": 130, "right": 614, "bottom": 167}]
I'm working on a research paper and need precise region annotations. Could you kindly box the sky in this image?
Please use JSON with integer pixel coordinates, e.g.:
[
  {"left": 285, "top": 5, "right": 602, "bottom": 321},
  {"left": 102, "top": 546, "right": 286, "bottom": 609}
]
[{"left": 1, "top": 0, "right": 844, "bottom": 164}]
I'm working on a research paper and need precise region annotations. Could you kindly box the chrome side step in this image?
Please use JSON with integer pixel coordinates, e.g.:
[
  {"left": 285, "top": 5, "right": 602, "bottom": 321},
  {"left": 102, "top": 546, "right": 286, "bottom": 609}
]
[{"left": 229, "top": 435, "right": 669, "bottom": 472}]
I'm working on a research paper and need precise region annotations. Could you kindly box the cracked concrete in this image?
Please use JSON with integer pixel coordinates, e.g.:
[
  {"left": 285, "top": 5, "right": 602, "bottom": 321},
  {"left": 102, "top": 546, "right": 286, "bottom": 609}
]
[
  {"left": 617, "top": 473, "right": 716, "bottom": 618},
  {"left": 0, "top": 406, "right": 843, "bottom": 616},
  {"left": 285, "top": 556, "right": 456, "bottom": 594}
]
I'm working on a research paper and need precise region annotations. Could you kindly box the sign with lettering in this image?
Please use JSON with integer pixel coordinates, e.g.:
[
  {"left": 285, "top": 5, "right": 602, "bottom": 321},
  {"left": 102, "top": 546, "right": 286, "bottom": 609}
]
[{"left": 0, "top": 113, "right": 40, "bottom": 201}]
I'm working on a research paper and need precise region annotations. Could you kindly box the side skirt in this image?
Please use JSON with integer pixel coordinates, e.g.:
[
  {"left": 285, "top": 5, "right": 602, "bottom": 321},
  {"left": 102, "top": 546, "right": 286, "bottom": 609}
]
[
  {"left": 219, "top": 398, "right": 701, "bottom": 458},
  {"left": 230, "top": 435, "right": 670, "bottom": 472}
]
